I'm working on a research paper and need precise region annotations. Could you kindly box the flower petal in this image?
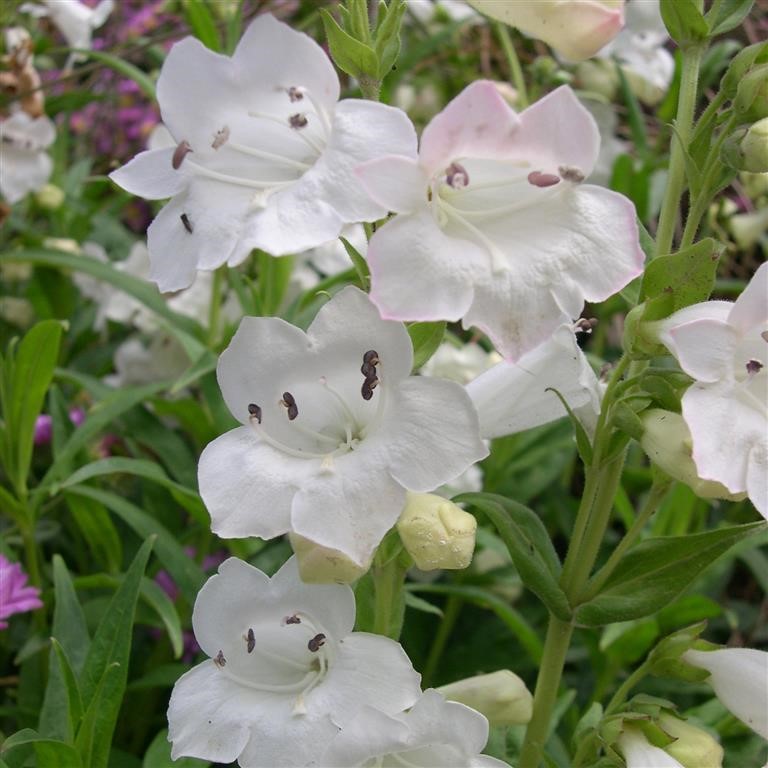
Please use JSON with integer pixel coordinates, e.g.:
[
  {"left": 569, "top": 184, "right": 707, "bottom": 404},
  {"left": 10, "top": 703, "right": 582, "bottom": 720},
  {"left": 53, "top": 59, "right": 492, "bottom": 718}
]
[
  {"left": 384, "top": 377, "right": 488, "bottom": 492},
  {"left": 368, "top": 209, "right": 487, "bottom": 323},
  {"left": 355, "top": 155, "right": 427, "bottom": 214},
  {"left": 728, "top": 261, "right": 768, "bottom": 334},
  {"left": 109, "top": 148, "right": 186, "bottom": 200},
  {"left": 619, "top": 729, "right": 685, "bottom": 768},
  {"left": 419, "top": 80, "right": 520, "bottom": 175},
  {"left": 661, "top": 318, "right": 739, "bottom": 383},
  {"left": 467, "top": 325, "right": 601, "bottom": 437},
  {"left": 198, "top": 426, "right": 307, "bottom": 539}
]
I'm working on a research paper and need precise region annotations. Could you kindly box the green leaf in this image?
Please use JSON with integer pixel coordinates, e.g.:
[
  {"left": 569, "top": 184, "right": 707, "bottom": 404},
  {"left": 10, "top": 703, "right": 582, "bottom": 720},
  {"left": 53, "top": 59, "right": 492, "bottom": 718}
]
[
  {"left": 455, "top": 493, "right": 571, "bottom": 621},
  {"left": 49, "top": 639, "right": 84, "bottom": 740},
  {"left": 660, "top": 0, "right": 708, "bottom": 45},
  {"left": 641, "top": 238, "right": 721, "bottom": 320},
  {"left": 544, "top": 387, "right": 593, "bottom": 466},
  {"left": 170, "top": 352, "right": 217, "bottom": 394},
  {"left": 8, "top": 320, "right": 63, "bottom": 491},
  {"left": 404, "top": 591, "right": 443, "bottom": 617},
  {"left": 66, "top": 486, "right": 205, "bottom": 605},
  {"left": 408, "top": 321, "right": 446, "bottom": 371},
  {"left": 76, "top": 539, "right": 154, "bottom": 768},
  {"left": 576, "top": 522, "right": 767, "bottom": 625},
  {"left": 374, "top": 0, "right": 407, "bottom": 79},
  {"left": 143, "top": 729, "right": 209, "bottom": 768},
  {"left": 707, "top": 0, "right": 754, "bottom": 35},
  {"left": 340, "top": 236, "right": 370, "bottom": 289},
  {"left": 1, "top": 730, "right": 82, "bottom": 767},
  {"left": 320, "top": 9, "right": 378, "bottom": 79},
  {"left": 256, "top": 252, "right": 294, "bottom": 316},
  {"left": 66, "top": 495, "right": 123, "bottom": 573},
  {"left": 72, "top": 50, "right": 156, "bottom": 100},
  {"left": 182, "top": 0, "right": 221, "bottom": 51}
]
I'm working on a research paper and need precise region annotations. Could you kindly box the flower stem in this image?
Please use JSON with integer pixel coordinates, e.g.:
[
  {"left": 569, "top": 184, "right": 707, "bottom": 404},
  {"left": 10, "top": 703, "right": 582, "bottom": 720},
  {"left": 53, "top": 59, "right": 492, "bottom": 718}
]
[
  {"left": 372, "top": 548, "right": 407, "bottom": 639},
  {"left": 494, "top": 23, "right": 529, "bottom": 109},
  {"left": 207, "top": 267, "right": 223, "bottom": 346},
  {"left": 655, "top": 43, "right": 705, "bottom": 258}
]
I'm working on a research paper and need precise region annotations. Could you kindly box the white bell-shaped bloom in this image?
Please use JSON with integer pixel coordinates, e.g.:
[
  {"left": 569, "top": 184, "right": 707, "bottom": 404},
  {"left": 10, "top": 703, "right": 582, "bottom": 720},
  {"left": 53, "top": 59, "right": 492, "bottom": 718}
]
[
  {"left": 466, "top": 324, "right": 603, "bottom": 437},
  {"left": 312, "top": 689, "right": 509, "bottom": 767},
  {"left": 0, "top": 111, "right": 55, "bottom": 204},
  {"left": 357, "top": 82, "right": 644, "bottom": 360},
  {"left": 110, "top": 14, "right": 416, "bottom": 292},
  {"left": 198, "top": 287, "right": 487, "bottom": 566},
  {"left": 657, "top": 262, "right": 768, "bottom": 518},
  {"left": 167, "top": 556, "right": 421, "bottom": 767},
  {"left": 683, "top": 648, "right": 768, "bottom": 739},
  {"left": 618, "top": 729, "right": 685, "bottom": 768}
]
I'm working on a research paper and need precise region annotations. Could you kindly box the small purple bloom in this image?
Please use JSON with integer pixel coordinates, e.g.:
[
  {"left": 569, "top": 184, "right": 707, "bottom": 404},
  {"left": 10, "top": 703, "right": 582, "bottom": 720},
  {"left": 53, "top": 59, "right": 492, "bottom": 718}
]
[
  {"left": 0, "top": 554, "right": 43, "bottom": 629},
  {"left": 34, "top": 408, "right": 87, "bottom": 446}
]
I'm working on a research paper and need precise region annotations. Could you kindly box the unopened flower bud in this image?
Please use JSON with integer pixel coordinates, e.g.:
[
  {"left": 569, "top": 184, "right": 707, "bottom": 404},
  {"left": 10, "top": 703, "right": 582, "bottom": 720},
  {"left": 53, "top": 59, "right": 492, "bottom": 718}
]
[
  {"left": 0, "top": 297, "right": 34, "bottom": 328},
  {"left": 734, "top": 64, "right": 768, "bottom": 120},
  {"left": 640, "top": 410, "right": 746, "bottom": 501},
  {"left": 397, "top": 493, "right": 476, "bottom": 571},
  {"left": 740, "top": 118, "right": 768, "bottom": 173},
  {"left": 42, "top": 237, "right": 82, "bottom": 255},
  {"left": 575, "top": 59, "right": 619, "bottom": 101},
  {"left": 34, "top": 183, "right": 65, "bottom": 210},
  {"left": 288, "top": 533, "right": 370, "bottom": 584},
  {"left": 740, "top": 170, "right": 768, "bottom": 198},
  {"left": 660, "top": 715, "right": 723, "bottom": 768},
  {"left": 437, "top": 670, "right": 533, "bottom": 726}
]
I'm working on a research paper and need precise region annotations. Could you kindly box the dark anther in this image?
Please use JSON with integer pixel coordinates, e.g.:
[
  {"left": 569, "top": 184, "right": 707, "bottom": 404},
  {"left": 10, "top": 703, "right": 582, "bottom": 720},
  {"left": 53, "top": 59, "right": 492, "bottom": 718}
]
[
  {"left": 527, "top": 170, "right": 561, "bottom": 188},
  {"left": 281, "top": 392, "right": 298, "bottom": 421},
  {"left": 285, "top": 614, "right": 301, "bottom": 625},
  {"left": 361, "top": 376, "right": 379, "bottom": 401},
  {"left": 558, "top": 165, "right": 585, "bottom": 183},
  {"left": 363, "top": 350, "right": 379, "bottom": 365},
  {"left": 445, "top": 162, "right": 470, "bottom": 189},
  {"left": 180, "top": 213, "right": 194, "bottom": 233},
  {"left": 212, "top": 126, "right": 230, "bottom": 150},
  {"left": 172, "top": 140, "right": 193, "bottom": 169},
  {"left": 287, "top": 86, "right": 304, "bottom": 102},
  {"left": 308, "top": 633, "right": 326, "bottom": 652},
  {"left": 289, "top": 113, "right": 308, "bottom": 129},
  {"left": 246, "top": 627, "right": 255, "bottom": 653},
  {"left": 746, "top": 359, "right": 764, "bottom": 375},
  {"left": 361, "top": 361, "right": 376, "bottom": 378},
  {"left": 248, "top": 403, "right": 262, "bottom": 423},
  {"left": 575, "top": 317, "right": 598, "bottom": 334},
  {"left": 214, "top": 650, "right": 226, "bottom": 667}
]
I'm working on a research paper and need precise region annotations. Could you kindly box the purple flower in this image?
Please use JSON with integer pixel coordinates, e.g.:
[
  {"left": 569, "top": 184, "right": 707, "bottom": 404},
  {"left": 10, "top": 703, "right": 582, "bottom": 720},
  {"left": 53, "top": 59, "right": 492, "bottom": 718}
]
[
  {"left": 34, "top": 408, "right": 87, "bottom": 446},
  {"left": 0, "top": 554, "right": 43, "bottom": 629}
]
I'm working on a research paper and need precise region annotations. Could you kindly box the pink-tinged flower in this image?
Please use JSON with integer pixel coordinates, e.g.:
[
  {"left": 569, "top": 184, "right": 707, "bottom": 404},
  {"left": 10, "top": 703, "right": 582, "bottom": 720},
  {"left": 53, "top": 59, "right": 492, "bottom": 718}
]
[
  {"left": 357, "top": 82, "right": 643, "bottom": 361},
  {"left": 0, "top": 112, "right": 56, "bottom": 204},
  {"left": 657, "top": 263, "right": 768, "bottom": 518},
  {"left": 110, "top": 14, "right": 416, "bottom": 292},
  {"left": 468, "top": 0, "right": 625, "bottom": 61},
  {"left": 198, "top": 287, "right": 487, "bottom": 567},
  {"left": 312, "top": 690, "right": 509, "bottom": 767},
  {"left": 0, "top": 554, "right": 43, "bottom": 629},
  {"left": 167, "top": 556, "right": 421, "bottom": 767},
  {"left": 683, "top": 648, "right": 768, "bottom": 740}
]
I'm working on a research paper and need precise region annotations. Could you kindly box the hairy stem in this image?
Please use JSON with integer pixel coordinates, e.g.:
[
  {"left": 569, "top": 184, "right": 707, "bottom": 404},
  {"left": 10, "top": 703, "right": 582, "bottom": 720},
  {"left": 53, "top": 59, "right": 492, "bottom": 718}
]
[{"left": 494, "top": 23, "right": 529, "bottom": 109}]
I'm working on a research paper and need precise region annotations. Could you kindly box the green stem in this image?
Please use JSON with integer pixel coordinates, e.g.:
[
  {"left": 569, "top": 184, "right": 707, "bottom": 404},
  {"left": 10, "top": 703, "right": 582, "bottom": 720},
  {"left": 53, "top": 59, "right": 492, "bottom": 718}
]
[
  {"left": 604, "top": 659, "right": 653, "bottom": 716},
  {"left": 207, "top": 268, "right": 223, "bottom": 346},
  {"left": 519, "top": 617, "right": 574, "bottom": 768},
  {"left": 359, "top": 75, "right": 381, "bottom": 102},
  {"left": 583, "top": 479, "right": 671, "bottom": 601},
  {"left": 421, "top": 594, "right": 462, "bottom": 687},
  {"left": 372, "top": 553, "right": 407, "bottom": 639},
  {"left": 655, "top": 43, "right": 706, "bottom": 258},
  {"left": 494, "top": 23, "right": 529, "bottom": 109}
]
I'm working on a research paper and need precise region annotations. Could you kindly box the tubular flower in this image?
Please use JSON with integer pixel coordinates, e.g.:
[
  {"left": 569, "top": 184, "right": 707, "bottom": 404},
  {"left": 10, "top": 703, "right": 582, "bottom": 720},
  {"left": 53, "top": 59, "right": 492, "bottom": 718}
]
[
  {"left": 657, "top": 262, "right": 768, "bottom": 518},
  {"left": 167, "top": 556, "right": 421, "bottom": 767},
  {"left": 357, "top": 82, "right": 643, "bottom": 361},
  {"left": 467, "top": 0, "right": 625, "bottom": 61},
  {"left": 110, "top": 14, "right": 416, "bottom": 292},
  {"left": 198, "top": 286, "right": 487, "bottom": 567},
  {"left": 0, "top": 554, "right": 43, "bottom": 629},
  {"left": 312, "top": 689, "right": 509, "bottom": 767}
]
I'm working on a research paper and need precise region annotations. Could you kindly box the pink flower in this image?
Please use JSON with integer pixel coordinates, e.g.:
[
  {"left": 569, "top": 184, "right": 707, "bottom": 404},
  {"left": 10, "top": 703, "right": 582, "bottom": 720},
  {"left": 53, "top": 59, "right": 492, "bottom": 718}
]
[{"left": 0, "top": 554, "right": 43, "bottom": 629}]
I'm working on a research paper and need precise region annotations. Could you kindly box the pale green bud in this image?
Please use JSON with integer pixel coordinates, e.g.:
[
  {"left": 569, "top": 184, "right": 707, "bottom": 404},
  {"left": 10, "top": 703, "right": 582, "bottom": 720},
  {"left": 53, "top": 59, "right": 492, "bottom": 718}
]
[
  {"left": 660, "top": 715, "right": 723, "bottom": 768},
  {"left": 397, "top": 493, "right": 476, "bottom": 571},
  {"left": 42, "top": 237, "right": 81, "bottom": 254},
  {"left": 576, "top": 59, "right": 618, "bottom": 102},
  {"left": 741, "top": 118, "right": 768, "bottom": 173},
  {"left": 0, "top": 297, "right": 34, "bottom": 328},
  {"left": 34, "top": 183, "right": 65, "bottom": 210},
  {"left": 640, "top": 410, "right": 746, "bottom": 501},
  {"left": 739, "top": 170, "right": 768, "bottom": 198},
  {"left": 289, "top": 533, "right": 370, "bottom": 584},
  {"left": 437, "top": 670, "right": 533, "bottom": 726}
]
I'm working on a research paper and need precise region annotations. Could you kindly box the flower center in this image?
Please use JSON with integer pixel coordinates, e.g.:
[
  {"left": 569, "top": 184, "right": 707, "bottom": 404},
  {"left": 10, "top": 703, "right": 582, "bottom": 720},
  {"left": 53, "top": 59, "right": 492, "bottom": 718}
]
[{"left": 246, "top": 350, "right": 388, "bottom": 467}]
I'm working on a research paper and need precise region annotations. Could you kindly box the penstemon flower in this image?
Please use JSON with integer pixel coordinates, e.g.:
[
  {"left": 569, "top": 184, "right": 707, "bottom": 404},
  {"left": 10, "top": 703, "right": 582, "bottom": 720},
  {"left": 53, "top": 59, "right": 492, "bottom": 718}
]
[
  {"left": 312, "top": 689, "right": 510, "bottom": 767},
  {"left": 356, "top": 81, "right": 644, "bottom": 360},
  {"left": 167, "top": 556, "right": 421, "bottom": 767},
  {"left": 0, "top": 554, "right": 43, "bottom": 629},
  {"left": 656, "top": 262, "right": 768, "bottom": 518},
  {"left": 0, "top": 112, "right": 56, "bottom": 204},
  {"left": 198, "top": 286, "right": 487, "bottom": 566},
  {"left": 110, "top": 14, "right": 416, "bottom": 292}
]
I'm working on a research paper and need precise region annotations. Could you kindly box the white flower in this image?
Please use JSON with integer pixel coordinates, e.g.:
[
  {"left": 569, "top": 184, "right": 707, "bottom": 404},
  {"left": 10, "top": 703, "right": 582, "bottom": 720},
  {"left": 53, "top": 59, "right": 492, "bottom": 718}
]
[
  {"left": 312, "top": 689, "right": 509, "bottom": 767},
  {"left": 657, "top": 263, "right": 768, "bottom": 518},
  {"left": 167, "top": 556, "right": 421, "bottom": 767},
  {"left": 683, "top": 647, "right": 768, "bottom": 740},
  {"left": 0, "top": 111, "right": 55, "bottom": 204},
  {"left": 21, "top": 0, "right": 113, "bottom": 67},
  {"left": 618, "top": 728, "right": 685, "bottom": 768},
  {"left": 357, "top": 82, "right": 644, "bottom": 361},
  {"left": 421, "top": 341, "right": 500, "bottom": 384},
  {"left": 595, "top": 0, "right": 674, "bottom": 106},
  {"left": 467, "top": 0, "right": 625, "bottom": 61},
  {"left": 198, "top": 286, "right": 487, "bottom": 566},
  {"left": 408, "top": 0, "right": 481, "bottom": 24},
  {"left": 110, "top": 14, "right": 416, "bottom": 292},
  {"left": 104, "top": 336, "right": 190, "bottom": 388},
  {"left": 466, "top": 325, "right": 603, "bottom": 438}
]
